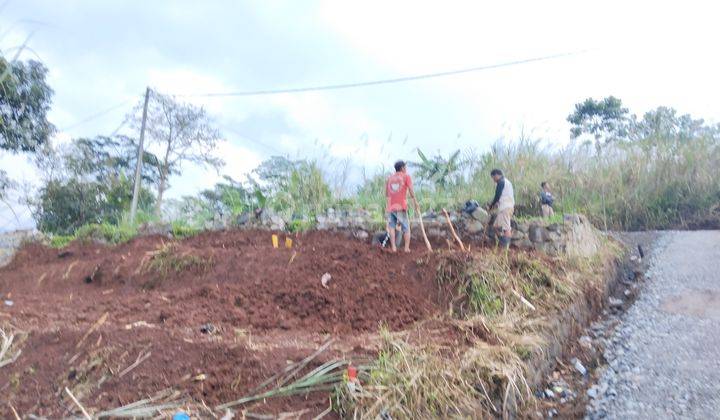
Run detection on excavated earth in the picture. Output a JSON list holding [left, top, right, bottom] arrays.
[[0, 230, 451, 418]]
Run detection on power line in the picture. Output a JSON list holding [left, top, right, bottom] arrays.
[[216, 122, 284, 155], [60, 97, 139, 131], [176, 50, 588, 98]]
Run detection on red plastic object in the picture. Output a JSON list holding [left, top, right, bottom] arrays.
[[347, 365, 358, 381]]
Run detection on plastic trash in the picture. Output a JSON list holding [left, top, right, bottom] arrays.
[[321, 273, 331, 289], [172, 412, 191, 420]]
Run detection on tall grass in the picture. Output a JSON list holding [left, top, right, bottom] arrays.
[[339, 132, 720, 230]]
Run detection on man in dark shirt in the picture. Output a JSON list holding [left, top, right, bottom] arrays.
[[540, 181, 555, 218]]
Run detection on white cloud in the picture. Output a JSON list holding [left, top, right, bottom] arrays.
[[163, 139, 262, 199]]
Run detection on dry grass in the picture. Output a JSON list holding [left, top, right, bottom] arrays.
[[0, 326, 24, 369], [336, 243, 618, 418], [142, 242, 213, 288], [335, 326, 538, 419]]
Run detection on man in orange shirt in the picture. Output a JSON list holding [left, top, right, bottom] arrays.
[[386, 160, 417, 253]]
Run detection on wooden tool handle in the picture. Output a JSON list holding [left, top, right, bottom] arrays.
[[442, 208, 466, 251], [413, 200, 433, 252]]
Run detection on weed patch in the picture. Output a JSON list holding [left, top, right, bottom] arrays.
[[142, 243, 212, 288]]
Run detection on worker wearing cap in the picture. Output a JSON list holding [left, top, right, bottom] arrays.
[[386, 160, 417, 253], [489, 169, 514, 249]]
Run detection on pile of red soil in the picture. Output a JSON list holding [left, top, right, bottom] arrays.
[[0, 229, 444, 417]]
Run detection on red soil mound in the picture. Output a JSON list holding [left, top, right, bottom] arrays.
[[0, 229, 444, 417]]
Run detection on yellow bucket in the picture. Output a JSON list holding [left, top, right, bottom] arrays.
[[271, 234, 279, 248], [285, 237, 293, 249]]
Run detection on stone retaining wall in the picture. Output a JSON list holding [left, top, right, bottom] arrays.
[[232, 207, 602, 257], [1, 210, 600, 260], [0, 230, 41, 267]]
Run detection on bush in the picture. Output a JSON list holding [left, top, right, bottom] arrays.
[[171, 220, 201, 238]]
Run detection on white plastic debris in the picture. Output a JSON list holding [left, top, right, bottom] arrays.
[[571, 358, 587, 376], [321, 273, 332, 289]]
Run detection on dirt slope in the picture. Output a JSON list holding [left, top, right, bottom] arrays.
[[0, 230, 443, 417]]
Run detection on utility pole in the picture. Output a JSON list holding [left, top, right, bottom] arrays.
[[130, 87, 151, 223]]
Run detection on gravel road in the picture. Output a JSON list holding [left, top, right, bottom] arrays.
[[586, 231, 720, 419]]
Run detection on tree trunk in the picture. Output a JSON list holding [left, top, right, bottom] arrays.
[[155, 170, 167, 218], [155, 139, 172, 218]]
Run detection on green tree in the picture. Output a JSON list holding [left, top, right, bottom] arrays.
[[630, 106, 718, 143], [198, 176, 254, 216], [251, 156, 331, 217], [567, 96, 629, 147], [33, 136, 158, 234], [132, 91, 224, 215], [0, 56, 55, 153]]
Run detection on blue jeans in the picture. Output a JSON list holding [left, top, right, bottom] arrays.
[[388, 211, 410, 233]]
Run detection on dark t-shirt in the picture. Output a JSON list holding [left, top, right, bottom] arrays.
[[540, 190, 554, 207]]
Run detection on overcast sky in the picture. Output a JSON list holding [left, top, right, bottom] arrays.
[[1, 0, 719, 230]]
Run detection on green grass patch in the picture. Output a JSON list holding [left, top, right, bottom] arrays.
[[48, 221, 138, 248], [171, 220, 201, 238]]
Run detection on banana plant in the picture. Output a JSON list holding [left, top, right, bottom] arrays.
[[410, 148, 462, 188]]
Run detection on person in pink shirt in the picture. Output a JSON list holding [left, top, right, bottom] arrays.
[[386, 160, 417, 253]]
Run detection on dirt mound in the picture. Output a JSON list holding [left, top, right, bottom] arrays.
[[2, 229, 439, 333], [0, 229, 444, 417]]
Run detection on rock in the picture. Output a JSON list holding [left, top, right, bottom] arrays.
[[547, 223, 561, 232], [511, 229, 527, 240], [426, 228, 445, 238], [528, 224, 549, 243], [353, 230, 369, 240], [547, 231, 562, 242], [200, 323, 216, 334], [571, 358, 587, 376], [512, 238, 534, 250], [564, 213, 600, 257], [470, 207, 490, 223], [260, 210, 286, 230], [578, 335, 593, 349], [544, 388, 556, 399], [587, 386, 598, 399], [422, 210, 438, 219], [464, 218, 485, 234], [138, 222, 172, 236], [563, 214, 581, 224], [609, 297, 624, 308], [515, 221, 530, 233], [234, 212, 251, 226]]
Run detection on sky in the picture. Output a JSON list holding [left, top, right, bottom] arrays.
[[1, 0, 719, 231]]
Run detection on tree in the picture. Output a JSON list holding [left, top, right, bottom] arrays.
[[33, 136, 158, 234], [410, 149, 462, 188], [630, 106, 718, 142], [567, 96, 629, 148], [250, 156, 331, 217], [133, 92, 224, 215], [198, 176, 254, 217], [0, 169, 18, 218], [0, 56, 55, 153]]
